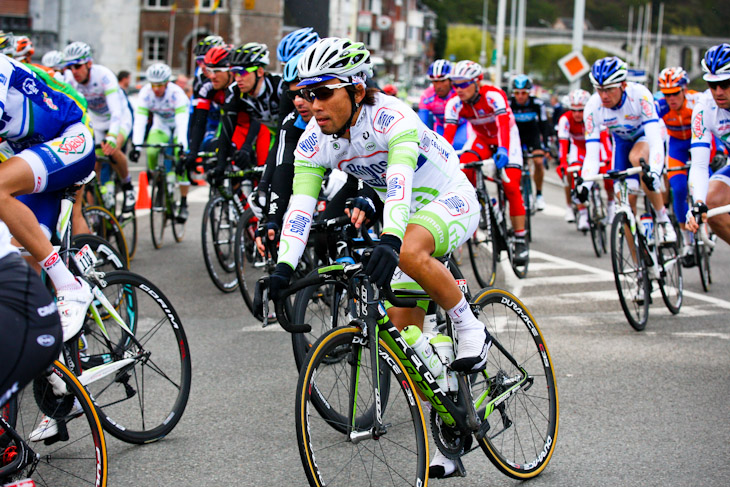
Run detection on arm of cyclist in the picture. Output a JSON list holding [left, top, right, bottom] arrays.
[[687, 97, 714, 232], [100, 80, 124, 156], [173, 96, 191, 154], [640, 106, 665, 190]]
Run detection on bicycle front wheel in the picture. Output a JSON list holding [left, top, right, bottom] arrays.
[[170, 182, 185, 243], [234, 208, 266, 314], [521, 172, 533, 242], [81, 271, 192, 443], [5, 360, 107, 486], [611, 213, 650, 331], [150, 174, 167, 249], [696, 238, 712, 292], [658, 240, 683, 314], [201, 196, 239, 292], [468, 201, 498, 288], [296, 326, 427, 487], [470, 288, 559, 479]]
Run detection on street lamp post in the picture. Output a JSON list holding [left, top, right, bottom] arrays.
[[479, 0, 489, 67]]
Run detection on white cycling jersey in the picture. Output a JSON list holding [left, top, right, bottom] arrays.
[[689, 89, 730, 202], [65, 64, 130, 143], [132, 83, 190, 152], [0, 221, 18, 261], [278, 91, 476, 269], [582, 82, 664, 177]]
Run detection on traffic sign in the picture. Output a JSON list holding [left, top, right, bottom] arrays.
[[558, 51, 590, 82]]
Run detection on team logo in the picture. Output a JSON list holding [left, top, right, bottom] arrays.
[[365, 142, 376, 151], [585, 114, 594, 134], [692, 111, 705, 139], [296, 131, 319, 158], [0, 73, 7, 84], [333, 141, 340, 150], [22, 78, 39, 95], [477, 109, 486, 116], [362, 131, 370, 139], [373, 107, 404, 134], [282, 210, 312, 243], [436, 192, 469, 216], [640, 98, 653, 118], [37, 334, 57, 347], [385, 173, 406, 202], [55, 134, 87, 155], [42, 92, 58, 110]]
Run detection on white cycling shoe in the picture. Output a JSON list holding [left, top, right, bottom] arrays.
[[657, 221, 677, 244], [536, 195, 546, 211], [56, 278, 93, 342], [564, 207, 575, 223], [451, 325, 491, 373], [429, 449, 459, 478], [29, 398, 82, 442]]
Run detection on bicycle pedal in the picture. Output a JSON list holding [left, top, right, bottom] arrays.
[[453, 458, 467, 477]]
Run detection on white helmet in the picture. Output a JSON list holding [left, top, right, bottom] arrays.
[[146, 62, 172, 84], [41, 50, 64, 69], [63, 41, 92, 65], [451, 60, 484, 82], [297, 37, 372, 86], [568, 89, 590, 109]]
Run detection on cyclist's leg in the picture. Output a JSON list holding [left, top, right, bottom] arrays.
[[667, 139, 692, 254], [629, 140, 669, 217], [706, 168, 730, 244], [106, 127, 135, 211], [145, 128, 168, 173], [457, 133, 493, 186]]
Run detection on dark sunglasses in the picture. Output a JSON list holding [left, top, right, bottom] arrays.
[[299, 82, 352, 103], [285, 89, 302, 100], [708, 79, 730, 90], [70, 63, 86, 71], [452, 80, 474, 89], [231, 66, 258, 76]]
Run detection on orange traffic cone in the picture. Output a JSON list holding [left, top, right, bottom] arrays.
[[135, 171, 151, 210]]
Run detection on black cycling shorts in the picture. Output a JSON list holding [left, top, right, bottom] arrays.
[[520, 130, 544, 155], [0, 253, 62, 408]]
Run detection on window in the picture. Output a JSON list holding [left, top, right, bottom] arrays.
[[144, 34, 168, 64], [199, 0, 226, 11], [145, 0, 171, 8]]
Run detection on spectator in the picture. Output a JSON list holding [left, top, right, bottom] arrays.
[[117, 70, 131, 92]]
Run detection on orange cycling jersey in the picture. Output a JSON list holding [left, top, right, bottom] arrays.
[[656, 90, 701, 140]]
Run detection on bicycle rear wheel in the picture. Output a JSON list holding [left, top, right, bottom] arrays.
[[589, 188, 606, 257], [696, 238, 711, 292], [201, 196, 239, 292], [610, 213, 650, 331], [521, 172, 533, 242], [150, 174, 166, 249], [658, 241, 683, 314], [234, 208, 266, 314], [296, 326, 427, 487], [470, 288, 558, 479], [81, 271, 192, 443], [3, 360, 107, 486], [468, 201, 498, 288], [82, 205, 130, 267]]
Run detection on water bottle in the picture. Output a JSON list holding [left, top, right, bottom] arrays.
[[402, 325, 443, 379], [101, 181, 115, 209], [430, 335, 458, 392], [167, 172, 176, 193], [491, 198, 503, 225], [640, 213, 654, 245]]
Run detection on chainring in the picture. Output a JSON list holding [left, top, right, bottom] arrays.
[[430, 407, 472, 460]]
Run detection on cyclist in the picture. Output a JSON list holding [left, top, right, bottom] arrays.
[[509, 74, 550, 211], [418, 59, 472, 151], [128, 63, 191, 222], [0, 53, 95, 343], [0, 217, 63, 410], [655, 67, 704, 263], [557, 89, 615, 228], [578, 56, 677, 244], [63, 41, 136, 213], [443, 60, 528, 264], [687, 43, 730, 245]]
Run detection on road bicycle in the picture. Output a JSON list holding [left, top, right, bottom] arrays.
[[266, 259, 558, 486], [567, 165, 608, 257], [201, 157, 263, 293], [521, 150, 539, 242], [692, 203, 729, 291], [0, 359, 108, 487], [582, 162, 683, 331], [137, 142, 186, 249], [463, 159, 528, 286]]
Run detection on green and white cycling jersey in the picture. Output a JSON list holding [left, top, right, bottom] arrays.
[[132, 83, 190, 152], [278, 91, 480, 269], [65, 64, 131, 144]]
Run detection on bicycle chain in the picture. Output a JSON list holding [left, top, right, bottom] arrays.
[[430, 407, 472, 460]]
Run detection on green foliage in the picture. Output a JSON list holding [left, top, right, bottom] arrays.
[[444, 25, 493, 64]]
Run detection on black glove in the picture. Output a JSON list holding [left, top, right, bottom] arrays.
[[351, 196, 377, 222], [257, 221, 280, 240], [575, 184, 589, 203], [364, 234, 401, 288], [208, 164, 226, 186], [175, 157, 186, 176], [642, 170, 662, 192], [128, 148, 140, 163], [183, 152, 198, 172], [234, 145, 254, 168], [253, 263, 293, 320]]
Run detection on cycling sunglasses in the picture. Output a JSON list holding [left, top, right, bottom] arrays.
[[205, 66, 230, 73], [451, 80, 474, 89], [707, 79, 730, 90], [299, 82, 353, 103], [231, 66, 259, 76], [69, 63, 87, 71], [285, 89, 303, 101]]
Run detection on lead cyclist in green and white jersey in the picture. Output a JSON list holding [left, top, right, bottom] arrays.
[[254, 38, 492, 477]]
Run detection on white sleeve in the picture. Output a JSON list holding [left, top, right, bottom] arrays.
[[173, 88, 190, 152], [689, 98, 713, 202], [102, 74, 124, 140], [132, 87, 150, 147], [638, 92, 665, 174], [581, 97, 603, 179]]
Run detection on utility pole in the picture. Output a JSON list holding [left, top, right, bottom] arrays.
[[508, 0, 516, 76], [570, 0, 585, 90], [479, 0, 489, 66], [514, 0, 525, 76], [494, 0, 507, 87]]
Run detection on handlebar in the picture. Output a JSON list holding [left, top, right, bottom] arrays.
[[695, 203, 730, 248], [461, 158, 510, 183], [135, 143, 184, 149]]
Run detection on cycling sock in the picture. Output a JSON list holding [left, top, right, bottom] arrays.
[[514, 229, 527, 237], [536, 190, 542, 196], [41, 251, 80, 291], [122, 180, 133, 190], [656, 207, 670, 223], [180, 196, 187, 206], [448, 296, 491, 372]]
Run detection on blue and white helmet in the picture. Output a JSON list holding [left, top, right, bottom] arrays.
[[63, 41, 93, 65], [277, 27, 320, 64], [428, 59, 452, 81], [701, 43, 730, 82], [297, 37, 372, 87], [589, 56, 627, 87], [283, 52, 303, 83], [512, 74, 533, 91]]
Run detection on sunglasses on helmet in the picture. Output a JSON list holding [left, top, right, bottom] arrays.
[[299, 82, 353, 103]]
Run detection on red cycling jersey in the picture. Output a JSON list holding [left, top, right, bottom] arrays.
[[443, 84, 514, 149]]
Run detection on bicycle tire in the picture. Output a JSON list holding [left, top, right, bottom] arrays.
[[4, 360, 107, 486], [117, 210, 138, 261], [150, 174, 166, 249], [470, 288, 558, 479], [234, 208, 266, 314], [696, 238, 711, 292], [468, 198, 498, 288], [521, 172, 533, 243], [81, 271, 192, 443], [510, 233, 529, 279], [70, 233, 128, 272], [658, 239, 683, 314], [82, 205, 130, 267], [588, 188, 603, 257], [201, 196, 239, 293], [610, 213, 650, 331], [296, 326, 428, 487], [170, 181, 185, 243]]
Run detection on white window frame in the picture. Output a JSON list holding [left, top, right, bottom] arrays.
[[144, 0, 172, 10], [199, 0, 227, 12], [143, 32, 168, 65]]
